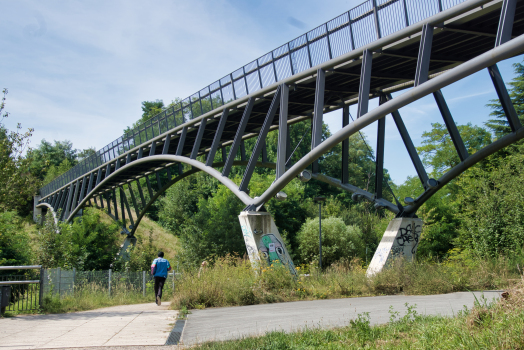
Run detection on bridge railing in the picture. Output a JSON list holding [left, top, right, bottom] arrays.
[[39, 0, 467, 197]]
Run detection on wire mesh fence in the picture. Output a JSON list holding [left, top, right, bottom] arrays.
[[42, 268, 177, 299]]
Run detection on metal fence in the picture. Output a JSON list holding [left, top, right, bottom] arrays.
[[0, 266, 178, 314], [0, 266, 43, 313], [39, 0, 468, 197], [43, 268, 177, 299]]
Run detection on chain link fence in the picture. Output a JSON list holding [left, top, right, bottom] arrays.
[[43, 268, 177, 298]]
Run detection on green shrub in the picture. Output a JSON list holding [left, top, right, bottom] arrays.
[[297, 217, 365, 266], [37, 208, 120, 270]]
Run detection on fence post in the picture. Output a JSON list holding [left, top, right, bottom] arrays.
[[172, 271, 175, 291], [39, 267, 44, 308], [73, 268, 76, 293], [57, 267, 61, 298], [108, 269, 112, 297], [142, 271, 146, 297]]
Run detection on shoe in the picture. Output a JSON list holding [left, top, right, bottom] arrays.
[[157, 296, 161, 306]]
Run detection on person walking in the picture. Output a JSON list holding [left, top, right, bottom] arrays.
[[151, 251, 171, 306]]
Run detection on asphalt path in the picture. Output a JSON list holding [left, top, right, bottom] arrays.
[[181, 291, 503, 346], [0, 291, 502, 349]]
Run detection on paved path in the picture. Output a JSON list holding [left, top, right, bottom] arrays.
[[0, 291, 503, 349], [181, 291, 503, 346], [0, 302, 177, 350]]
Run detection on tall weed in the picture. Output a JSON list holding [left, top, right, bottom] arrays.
[[172, 255, 521, 310]]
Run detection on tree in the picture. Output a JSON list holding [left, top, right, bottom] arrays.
[[28, 139, 78, 180], [417, 122, 492, 177], [454, 147, 524, 257], [124, 100, 165, 134], [0, 211, 32, 266], [297, 217, 364, 266], [0, 88, 40, 213], [486, 60, 524, 138]]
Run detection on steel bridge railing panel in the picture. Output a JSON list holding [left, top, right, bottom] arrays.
[[38, 0, 471, 198]]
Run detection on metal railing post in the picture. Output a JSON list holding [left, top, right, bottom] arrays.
[[39, 267, 44, 308], [57, 267, 61, 298], [108, 269, 112, 297], [142, 271, 146, 297]]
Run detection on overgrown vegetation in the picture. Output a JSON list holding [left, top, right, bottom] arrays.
[[191, 277, 524, 349], [172, 254, 521, 310]]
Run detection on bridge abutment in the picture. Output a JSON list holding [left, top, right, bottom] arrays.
[[366, 217, 423, 277], [238, 211, 296, 275]]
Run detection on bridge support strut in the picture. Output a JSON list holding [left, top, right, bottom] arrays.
[[238, 211, 296, 276], [366, 218, 423, 277]]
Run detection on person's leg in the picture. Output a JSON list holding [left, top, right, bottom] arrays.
[[158, 277, 166, 300], [154, 277, 160, 305]]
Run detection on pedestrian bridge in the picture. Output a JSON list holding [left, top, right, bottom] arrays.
[[35, 0, 524, 272]]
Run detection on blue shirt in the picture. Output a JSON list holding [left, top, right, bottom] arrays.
[[151, 257, 171, 278]]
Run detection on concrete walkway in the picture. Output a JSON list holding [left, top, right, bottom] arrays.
[[0, 302, 177, 350], [181, 291, 503, 346]]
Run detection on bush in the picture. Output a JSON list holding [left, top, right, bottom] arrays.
[[297, 217, 365, 266], [37, 208, 120, 270], [455, 150, 524, 258], [0, 211, 32, 266]]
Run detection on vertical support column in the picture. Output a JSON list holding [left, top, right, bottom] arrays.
[[162, 134, 172, 154], [136, 180, 146, 207], [276, 84, 289, 180], [487, 64, 522, 131], [372, 0, 382, 39], [190, 118, 207, 159], [70, 179, 80, 217], [357, 50, 373, 118], [414, 24, 433, 86], [240, 86, 282, 192], [375, 95, 387, 199], [127, 183, 141, 218], [112, 189, 119, 220], [495, 0, 517, 47], [223, 98, 255, 177], [385, 93, 429, 188], [143, 177, 153, 201], [63, 184, 75, 220], [206, 109, 229, 167], [433, 90, 469, 162], [238, 211, 296, 276], [311, 69, 325, 174], [367, 218, 423, 277], [341, 106, 349, 184]]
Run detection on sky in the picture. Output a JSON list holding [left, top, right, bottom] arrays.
[[1, 0, 522, 185]]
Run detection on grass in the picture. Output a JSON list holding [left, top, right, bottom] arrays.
[[190, 278, 524, 349], [39, 282, 155, 314], [171, 254, 521, 310], [97, 207, 179, 262]]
